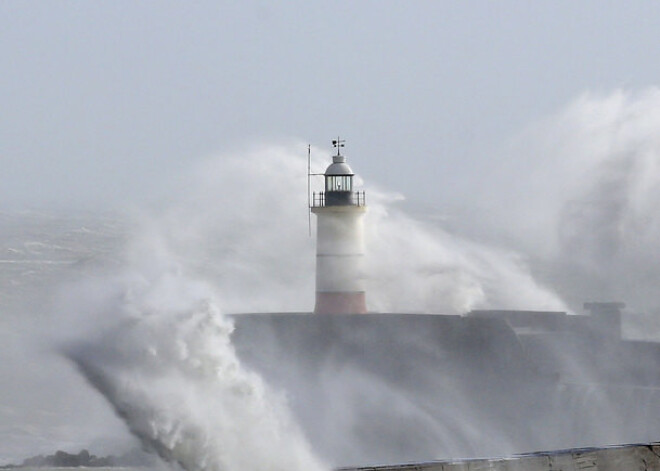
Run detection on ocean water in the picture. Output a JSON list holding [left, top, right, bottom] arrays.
[[0, 209, 326, 471], [0, 204, 555, 467], [0, 210, 125, 313], [0, 210, 130, 464], [3, 138, 660, 468], [4, 205, 660, 469]]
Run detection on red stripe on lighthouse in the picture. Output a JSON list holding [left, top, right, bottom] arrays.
[[314, 292, 367, 315]]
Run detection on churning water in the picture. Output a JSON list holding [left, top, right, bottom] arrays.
[[5, 88, 660, 468], [65, 273, 326, 471]]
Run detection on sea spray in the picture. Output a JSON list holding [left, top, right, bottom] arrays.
[[6, 92, 660, 463], [63, 267, 326, 471], [468, 88, 660, 320], [33, 142, 567, 466], [150, 143, 566, 315]]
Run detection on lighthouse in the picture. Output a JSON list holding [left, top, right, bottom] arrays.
[[311, 139, 367, 314]]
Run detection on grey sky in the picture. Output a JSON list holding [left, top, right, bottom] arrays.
[[2, 1, 660, 209]]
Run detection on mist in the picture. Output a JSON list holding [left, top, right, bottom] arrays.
[[62, 265, 326, 471], [461, 88, 660, 332], [2, 88, 660, 467], [123, 142, 566, 315]]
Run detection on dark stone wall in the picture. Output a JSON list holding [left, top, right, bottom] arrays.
[[229, 313, 660, 467]]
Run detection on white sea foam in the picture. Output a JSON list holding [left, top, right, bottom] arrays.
[[63, 263, 326, 471], [6, 87, 660, 465], [138, 143, 566, 315]]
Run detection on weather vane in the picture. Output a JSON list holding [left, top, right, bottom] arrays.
[[332, 137, 345, 155]]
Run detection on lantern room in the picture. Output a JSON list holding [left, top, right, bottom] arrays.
[[324, 154, 355, 205]]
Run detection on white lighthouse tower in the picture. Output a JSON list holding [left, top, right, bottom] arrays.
[[311, 139, 367, 314]]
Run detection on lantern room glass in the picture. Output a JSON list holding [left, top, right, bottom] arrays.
[[326, 175, 353, 192]]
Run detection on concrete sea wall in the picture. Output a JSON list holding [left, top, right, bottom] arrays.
[[341, 442, 660, 471], [230, 313, 660, 467]]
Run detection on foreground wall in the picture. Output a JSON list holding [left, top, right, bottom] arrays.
[[230, 313, 660, 467], [341, 442, 660, 471]]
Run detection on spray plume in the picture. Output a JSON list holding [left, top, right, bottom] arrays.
[[136, 143, 566, 315], [470, 87, 660, 329], [61, 242, 327, 471], [39, 87, 660, 467], [44, 141, 568, 468]]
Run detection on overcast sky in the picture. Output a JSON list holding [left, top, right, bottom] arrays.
[[2, 1, 660, 210]]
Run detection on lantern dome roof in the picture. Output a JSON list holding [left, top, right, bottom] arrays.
[[324, 154, 354, 176]]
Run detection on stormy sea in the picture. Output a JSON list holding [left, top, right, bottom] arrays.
[[3, 130, 660, 470]]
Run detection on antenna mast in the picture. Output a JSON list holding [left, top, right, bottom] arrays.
[[307, 144, 312, 237], [308, 139, 344, 236]]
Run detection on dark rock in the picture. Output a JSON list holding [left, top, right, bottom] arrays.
[[12, 448, 154, 468]]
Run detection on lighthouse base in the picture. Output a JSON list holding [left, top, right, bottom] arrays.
[[314, 291, 367, 314]]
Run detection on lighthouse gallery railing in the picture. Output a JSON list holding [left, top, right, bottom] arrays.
[[311, 191, 366, 208]]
